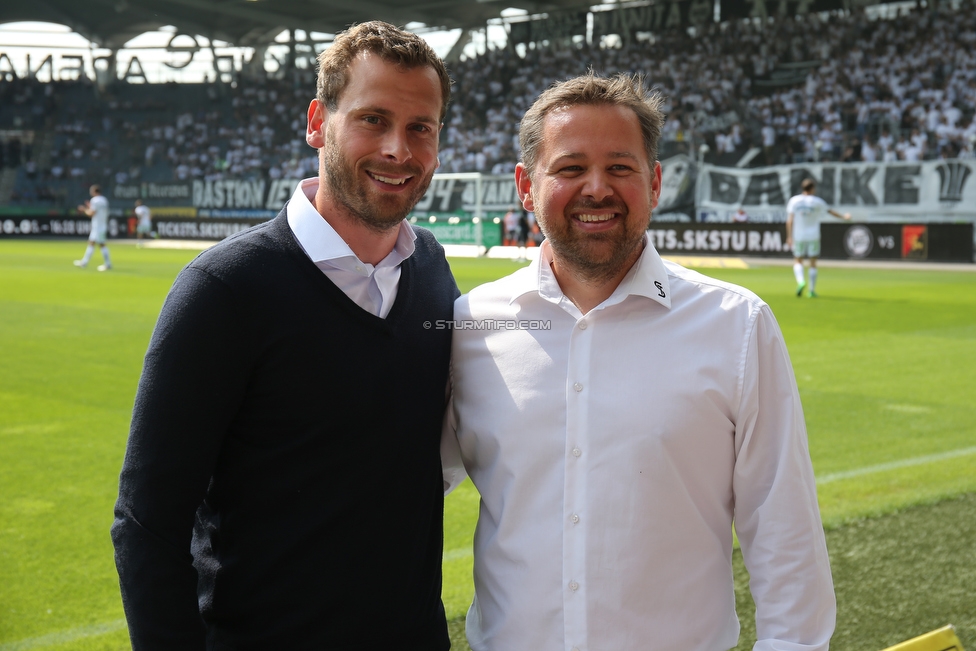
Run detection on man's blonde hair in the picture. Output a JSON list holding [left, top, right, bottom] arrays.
[[519, 72, 665, 176]]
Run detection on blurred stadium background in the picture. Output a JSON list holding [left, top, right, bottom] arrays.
[[0, 0, 974, 259]]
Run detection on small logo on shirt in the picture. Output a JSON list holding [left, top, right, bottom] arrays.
[[654, 281, 666, 298]]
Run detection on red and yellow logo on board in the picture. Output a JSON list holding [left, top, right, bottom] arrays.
[[902, 225, 927, 260]]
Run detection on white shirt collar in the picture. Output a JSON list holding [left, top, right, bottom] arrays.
[[286, 177, 417, 273], [510, 236, 672, 311]]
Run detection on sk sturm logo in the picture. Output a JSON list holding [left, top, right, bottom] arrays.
[[936, 161, 971, 202], [844, 225, 874, 258], [902, 225, 927, 260]]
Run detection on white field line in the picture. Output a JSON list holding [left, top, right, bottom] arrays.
[[816, 445, 976, 485], [5, 448, 973, 649], [443, 548, 473, 562], [0, 619, 126, 651]]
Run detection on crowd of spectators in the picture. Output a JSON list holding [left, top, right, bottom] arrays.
[[2, 0, 974, 207], [443, 0, 976, 172], [744, 1, 976, 164]]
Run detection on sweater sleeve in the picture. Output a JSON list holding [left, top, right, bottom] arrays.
[[111, 265, 252, 650]]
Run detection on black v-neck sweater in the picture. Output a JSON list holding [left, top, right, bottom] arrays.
[[112, 210, 458, 650]]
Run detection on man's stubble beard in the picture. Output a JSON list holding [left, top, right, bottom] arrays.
[[322, 130, 435, 234], [537, 199, 649, 285]]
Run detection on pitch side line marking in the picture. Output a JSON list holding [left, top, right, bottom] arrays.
[[816, 446, 976, 485], [443, 548, 473, 561], [0, 619, 126, 650]]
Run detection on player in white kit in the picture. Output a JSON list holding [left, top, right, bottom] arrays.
[[74, 185, 113, 271], [134, 199, 155, 245], [786, 178, 850, 297]]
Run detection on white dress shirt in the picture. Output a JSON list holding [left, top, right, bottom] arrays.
[[448, 238, 835, 651], [286, 178, 416, 318]]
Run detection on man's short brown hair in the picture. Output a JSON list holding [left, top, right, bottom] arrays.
[[316, 21, 451, 123], [519, 72, 666, 176]]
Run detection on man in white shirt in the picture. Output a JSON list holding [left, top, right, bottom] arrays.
[[786, 178, 852, 298], [446, 73, 836, 651], [74, 184, 112, 271]]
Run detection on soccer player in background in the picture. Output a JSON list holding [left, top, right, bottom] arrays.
[[503, 205, 518, 245], [112, 22, 458, 650], [133, 199, 154, 245], [786, 177, 851, 297], [445, 72, 836, 651], [73, 184, 112, 271]]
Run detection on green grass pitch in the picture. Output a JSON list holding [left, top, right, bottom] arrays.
[[1, 240, 973, 650]]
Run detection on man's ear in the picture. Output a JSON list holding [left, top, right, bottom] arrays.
[[650, 161, 662, 211], [306, 99, 326, 149], [515, 162, 534, 212]]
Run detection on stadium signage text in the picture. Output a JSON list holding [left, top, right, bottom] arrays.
[[193, 179, 267, 210], [190, 178, 298, 212], [699, 160, 976, 222], [154, 219, 263, 239], [647, 224, 789, 256], [114, 182, 192, 202], [0, 36, 237, 84], [0, 216, 122, 238], [414, 177, 520, 213]]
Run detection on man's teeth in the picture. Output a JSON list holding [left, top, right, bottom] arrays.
[[577, 213, 615, 223], [371, 173, 407, 185]]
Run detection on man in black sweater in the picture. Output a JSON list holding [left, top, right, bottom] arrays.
[[112, 22, 458, 650]]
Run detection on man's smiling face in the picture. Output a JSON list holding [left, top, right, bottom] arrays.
[[517, 103, 661, 282], [307, 51, 442, 232]]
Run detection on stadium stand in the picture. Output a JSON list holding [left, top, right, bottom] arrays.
[[1, 1, 974, 209]]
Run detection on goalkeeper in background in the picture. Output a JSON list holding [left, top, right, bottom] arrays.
[[786, 177, 851, 297]]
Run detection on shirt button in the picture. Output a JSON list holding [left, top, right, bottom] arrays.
[[569, 581, 579, 591], [572, 448, 581, 457], [573, 382, 583, 392], [571, 514, 580, 524], [578, 321, 587, 330]]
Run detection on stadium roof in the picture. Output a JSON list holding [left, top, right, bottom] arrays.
[[0, 0, 591, 50]]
